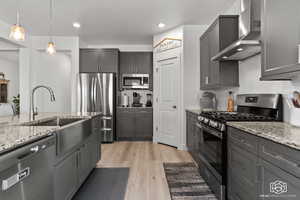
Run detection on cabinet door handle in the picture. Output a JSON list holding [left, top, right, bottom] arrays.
[[172, 105, 177, 109]]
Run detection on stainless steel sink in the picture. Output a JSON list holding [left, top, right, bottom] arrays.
[[22, 117, 92, 157], [22, 117, 85, 127]]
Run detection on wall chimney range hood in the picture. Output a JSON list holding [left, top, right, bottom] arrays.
[[212, 0, 261, 61]]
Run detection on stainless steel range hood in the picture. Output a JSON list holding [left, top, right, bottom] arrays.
[[212, 0, 261, 61]]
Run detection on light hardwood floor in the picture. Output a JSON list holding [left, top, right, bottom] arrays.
[[97, 141, 194, 200]]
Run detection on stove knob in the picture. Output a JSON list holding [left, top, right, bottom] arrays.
[[220, 124, 226, 132], [198, 116, 204, 122]]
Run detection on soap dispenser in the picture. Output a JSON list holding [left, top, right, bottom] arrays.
[[227, 91, 234, 112]]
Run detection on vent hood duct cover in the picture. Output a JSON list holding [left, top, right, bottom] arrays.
[[212, 0, 261, 61]]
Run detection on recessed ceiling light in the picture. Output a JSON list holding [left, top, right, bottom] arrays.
[[237, 48, 244, 52], [73, 22, 81, 28], [158, 23, 166, 28], [222, 56, 228, 59]]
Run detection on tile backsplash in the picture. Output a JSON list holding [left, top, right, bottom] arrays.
[[120, 90, 153, 106], [208, 55, 300, 122]]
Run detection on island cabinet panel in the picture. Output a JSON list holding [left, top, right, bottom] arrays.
[[261, 0, 300, 80], [54, 152, 78, 200], [200, 15, 239, 90], [227, 126, 300, 200], [54, 120, 101, 200]]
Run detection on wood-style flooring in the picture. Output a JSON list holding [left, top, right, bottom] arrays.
[[97, 141, 194, 200]]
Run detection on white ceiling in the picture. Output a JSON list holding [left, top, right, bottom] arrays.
[[0, 0, 235, 45]]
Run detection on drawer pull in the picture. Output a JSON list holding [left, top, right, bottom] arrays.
[[262, 147, 299, 168]]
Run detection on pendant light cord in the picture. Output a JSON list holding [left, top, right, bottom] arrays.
[[16, 0, 20, 25], [49, 0, 53, 42]]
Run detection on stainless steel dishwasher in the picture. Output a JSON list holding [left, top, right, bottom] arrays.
[[0, 135, 56, 200]]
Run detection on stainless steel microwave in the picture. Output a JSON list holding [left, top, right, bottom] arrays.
[[122, 74, 149, 89]]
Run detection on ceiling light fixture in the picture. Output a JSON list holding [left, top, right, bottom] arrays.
[[46, 0, 56, 55], [237, 48, 244, 52], [73, 22, 81, 28], [222, 56, 228, 59], [158, 23, 166, 28], [9, 0, 25, 41]]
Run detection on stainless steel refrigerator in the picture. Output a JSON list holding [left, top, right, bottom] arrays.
[[78, 73, 116, 143]]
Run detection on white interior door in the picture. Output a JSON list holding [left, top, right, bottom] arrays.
[[157, 56, 180, 147]]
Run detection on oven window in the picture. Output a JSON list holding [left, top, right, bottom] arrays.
[[200, 127, 223, 175], [123, 77, 142, 86]]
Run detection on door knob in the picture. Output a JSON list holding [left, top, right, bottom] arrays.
[[172, 105, 177, 109]]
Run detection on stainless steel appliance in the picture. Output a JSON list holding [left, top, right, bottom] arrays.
[[212, 0, 261, 61], [200, 92, 217, 111], [0, 135, 56, 200], [146, 93, 152, 107], [78, 73, 116, 143], [122, 74, 149, 89], [121, 93, 129, 107], [196, 94, 283, 200], [132, 92, 142, 107]]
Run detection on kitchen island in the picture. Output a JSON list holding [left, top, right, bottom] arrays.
[[0, 112, 102, 200]]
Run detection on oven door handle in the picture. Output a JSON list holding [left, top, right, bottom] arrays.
[[196, 123, 223, 139]]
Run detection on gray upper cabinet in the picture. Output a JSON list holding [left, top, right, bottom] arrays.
[[119, 52, 153, 90], [261, 0, 300, 80], [200, 15, 239, 90], [120, 52, 153, 74], [79, 49, 100, 73], [80, 49, 119, 73]]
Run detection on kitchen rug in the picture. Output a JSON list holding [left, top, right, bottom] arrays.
[[72, 168, 129, 200], [163, 163, 217, 200]]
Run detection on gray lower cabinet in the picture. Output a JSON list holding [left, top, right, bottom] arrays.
[[116, 109, 136, 140], [54, 131, 100, 200], [80, 49, 119, 73], [227, 127, 300, 200], [186, 111, 200, 163], [259, 159, 300, 199], [261, 0, 300, 80], [117, 108, 153, 141], [136, 111, 153, 140], [227, 140, 258, 200], [200, 15, 239, 90], [54, 152, 78, 200]]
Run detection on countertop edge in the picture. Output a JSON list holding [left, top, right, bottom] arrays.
[[227, 122, 300, 151]]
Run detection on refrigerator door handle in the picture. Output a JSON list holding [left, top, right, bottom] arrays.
[[90, 77, 95, 112], [93, 77, 97, 112]]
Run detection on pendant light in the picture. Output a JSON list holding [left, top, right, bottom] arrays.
[[9, 0, 25, 41], [46, 0, 56, 55]]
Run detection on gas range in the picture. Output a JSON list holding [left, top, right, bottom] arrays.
[[198, 111, 276, 132], [196, 94, 283, 200]]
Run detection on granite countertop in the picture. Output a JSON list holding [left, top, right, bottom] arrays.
[[117, 106, 153, 109], [186, 108, 202, 115], [0, 112, 102, 154], [228, 122, 300, 150]]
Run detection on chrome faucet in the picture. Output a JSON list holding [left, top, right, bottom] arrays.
[[30, 85, 56, 121]]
